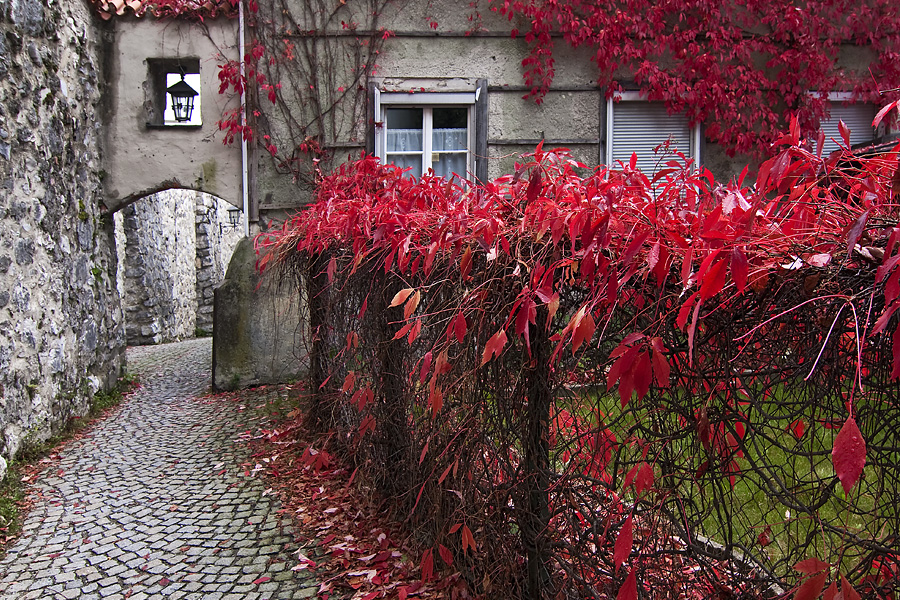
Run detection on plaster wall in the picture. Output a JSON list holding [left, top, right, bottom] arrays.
[[102, 17, 242, 211], [254, 0, 885, 214], [0, 0, 126, 471]]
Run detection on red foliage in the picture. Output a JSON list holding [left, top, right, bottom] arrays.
[[261, 119, 900, 596], [490, 0, 900, 156]]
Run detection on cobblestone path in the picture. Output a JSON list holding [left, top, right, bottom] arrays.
[[0, 339, 316, 600]]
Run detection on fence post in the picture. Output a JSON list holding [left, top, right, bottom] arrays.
[[305, 251, 330, 431], [521, 305, 553, 598], [370, 271, 411, 498]]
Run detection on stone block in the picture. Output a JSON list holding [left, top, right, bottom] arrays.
[[212, 238, 304, 390]]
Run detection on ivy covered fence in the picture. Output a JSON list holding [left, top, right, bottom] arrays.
[[259, 110, 900, 599]]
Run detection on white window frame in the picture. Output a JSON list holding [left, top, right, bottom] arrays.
[[374, 90, 477, 179], [605, 91, 701, 174]]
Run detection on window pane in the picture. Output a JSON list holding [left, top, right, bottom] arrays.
[[433, 153, 466, 178], [387, 107, 423, 129], [389, 154, 423, 178], [433, 107, 467, 129], [611, 101, 691, 175], [433, 128, 467, 151], [432, 107, 468, 177], [387, 129, 424, 153], [386, 108, 423, 175]]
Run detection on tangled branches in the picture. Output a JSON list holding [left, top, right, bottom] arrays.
[[260, 125, 900, 598]]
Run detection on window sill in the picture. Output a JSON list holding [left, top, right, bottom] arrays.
[[145, 123, 203, 130]]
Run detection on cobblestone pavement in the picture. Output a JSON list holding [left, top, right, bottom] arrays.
[[0, 338, 316, 600]]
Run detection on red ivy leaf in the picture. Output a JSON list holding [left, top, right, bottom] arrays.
[[838, 119, 851, 148], [341, 372, 355, 393], [390, 288, 414, 308], [613, 514, 633, 572], [846, 210, 870, 260], [454, 311, 467, 343], [731, 247, 748, 293], [832, 414, 866, 496], [572, 312, 596, 354], [407, 319, 422, 344], [616, 568, 637, 600], [632, 351, 652, 401], [793, 571, 828, 600], [635, 462, 654, 496], [438, 544, 453, 567], [650, 338, 670, 388], [873, 100, 900, 130], [607, 345, 639, 393], [419, 351, 433, 384], [758, 525, 772, 547], [358, 295, 368, 320], [526, 168, 542, 203], [794, 557, 830, 574], [840, 573, 861, 600], [393, 322, 413, 341], [460, 246, 473, 280], [823, 582, 838, 600], [428, 385, 443, 418], [677, 292, 699, 331], [420, 548, 434, 582], [700, 257, 729, 301], [481, 329, 508, 366], [404, 290, 422, 320], [461, 525, 475, 554], [252, 576, 271, 585]]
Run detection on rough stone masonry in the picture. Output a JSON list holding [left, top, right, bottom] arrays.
[[0, 0, 126, 478]]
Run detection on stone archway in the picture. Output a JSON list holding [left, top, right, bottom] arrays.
[[113, 189, 243, 346]]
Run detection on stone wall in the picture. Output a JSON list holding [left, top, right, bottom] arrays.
[[116, 189, 197, 345], [115, 189, 241, 345], [213, 238, 304, 390], [194, 193, 243, 334], [0, 0, 126, 469]]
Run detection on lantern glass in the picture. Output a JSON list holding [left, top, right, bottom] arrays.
[[227, 207, 241, 229], [165, 74, 201, 125]]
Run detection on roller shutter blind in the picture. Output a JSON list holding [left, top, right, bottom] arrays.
[[609, 101, 694, 176], [820, 103, 877, 155]]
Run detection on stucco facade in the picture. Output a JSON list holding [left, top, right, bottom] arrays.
[[101, 16, 242, 212]]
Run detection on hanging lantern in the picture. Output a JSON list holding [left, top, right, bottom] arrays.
[[166, 74, 199, 123]]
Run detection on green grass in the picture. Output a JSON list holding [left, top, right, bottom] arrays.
[[554, 384, 893, 577]]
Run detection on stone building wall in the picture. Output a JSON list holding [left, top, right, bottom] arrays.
[[0, 0, 126, 470], [194, 193, 243, 334], [116, 189, 197, 345], [115, 190, 241, 345]]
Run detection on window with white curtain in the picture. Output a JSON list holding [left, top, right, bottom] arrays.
[[606, 92, 700, 176], [375, 91, 476, 180]]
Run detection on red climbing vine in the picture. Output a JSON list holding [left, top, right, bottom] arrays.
[[261, 106, 900, 597], [490, 0, 900, 157]]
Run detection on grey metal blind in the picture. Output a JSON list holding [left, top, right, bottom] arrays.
[[820, 103, 876, 155], [610, 101, 693, 176]]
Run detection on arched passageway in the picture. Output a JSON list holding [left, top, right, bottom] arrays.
[[113, 189, 244, 345]]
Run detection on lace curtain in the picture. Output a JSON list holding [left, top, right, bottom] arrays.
[[386, 127, 467, 178]]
